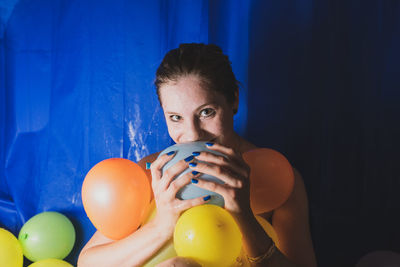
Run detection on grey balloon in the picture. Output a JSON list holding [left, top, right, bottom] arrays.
[[158, 141, 225, 207]]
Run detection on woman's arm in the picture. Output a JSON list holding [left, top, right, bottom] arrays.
[[228, 168, 316, 267], [78, 216, 172, 267], [267, 168, 317, 267], [232, 210, 296, 267], [78, 154, 172, 267], [78, 152, 207, 267], [185, 143, 316, 267]]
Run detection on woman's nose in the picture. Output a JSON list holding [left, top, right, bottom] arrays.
[[182, 120, 204, 142]]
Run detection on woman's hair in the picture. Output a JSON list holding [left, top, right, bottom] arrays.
[[155, 43, 239, 105]]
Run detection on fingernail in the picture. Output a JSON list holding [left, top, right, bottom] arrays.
[[184, 155, 194, 162], [192, 151, 200, 156], [203, 195, 211, 201], [145, 162, 151, 170], [189, 162, 197, 167], [191, 178, 198, 184], [167, 151, 176, 156], [205, 142, 214, 147], [192, 171, 199, 175]]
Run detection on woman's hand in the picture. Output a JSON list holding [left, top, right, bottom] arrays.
[[149, 152, 207, 237], [188, 142, 252, 215]]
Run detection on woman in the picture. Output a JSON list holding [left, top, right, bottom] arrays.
[[78, 43, 317, 267]]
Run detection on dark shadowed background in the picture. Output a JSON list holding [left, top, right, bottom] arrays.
[[1, 0, 399, 266]]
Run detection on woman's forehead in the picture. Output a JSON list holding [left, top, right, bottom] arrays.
[[159, 76, 227, 112]]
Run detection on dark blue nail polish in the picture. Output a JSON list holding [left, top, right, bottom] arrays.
[[167, 150, 176, 156], [192, 171, 199, 175], [192, 151, 200, 156], [205, 142, 214, 147], [184, 155, 194, 162], [203, 195, 211, 201], [189, 162, 197, 167], [145, 162, 151, 170], [191, 178, 198, 184]]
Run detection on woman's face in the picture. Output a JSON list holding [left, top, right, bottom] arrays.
[[159, 74, 238, 146]]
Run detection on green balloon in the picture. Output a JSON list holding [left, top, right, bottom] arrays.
[[18, 212, 76, 262]]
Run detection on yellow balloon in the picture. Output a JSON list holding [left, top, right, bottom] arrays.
[[143, 239, 176, 267], [142, 200, 177, 267], [28, 258, 73, 267], [255, 215, 279, 247], [141, 199, 156, 225], [174, 205, 242, 267], [236, 215, 280, 266], [0, 228, 23, 267]]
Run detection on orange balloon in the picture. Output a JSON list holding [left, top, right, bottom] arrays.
[[243, 148, 295, 214], [82, 158, 151, 240], [141, 199, 156, 225]]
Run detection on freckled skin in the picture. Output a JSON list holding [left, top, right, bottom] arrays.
[[78, 45, 316, 267], [158, 74, 240, 147]]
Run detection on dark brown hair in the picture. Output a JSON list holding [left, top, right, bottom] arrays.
[[155, 43, 239, 105]]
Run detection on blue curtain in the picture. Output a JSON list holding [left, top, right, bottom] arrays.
[[1, 1, 399, 266]]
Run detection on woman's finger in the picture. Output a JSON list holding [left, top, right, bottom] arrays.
[[203, 142, 238, 157], [190, 177, 230, 197], [188, 161, 246, 188], [193, 151, 249, 178], [167, 170, 201, 197], [174, 195, 211, 212], [202, 142, 250, 172], [157, 156, 195, 192], [150, 151, 177, 183]]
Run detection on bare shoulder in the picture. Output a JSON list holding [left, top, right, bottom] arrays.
[[138, 152, 160, 164], [137, 152, 161, 170], [237, 136, 258, 153], [274, 167, 309, 217], [286, 167, 308, 207]]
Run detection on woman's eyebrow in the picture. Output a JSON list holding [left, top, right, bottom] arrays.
[[165, 111, 181, 115], [164, 102, 217, 115], [195, 102, 217, 111]]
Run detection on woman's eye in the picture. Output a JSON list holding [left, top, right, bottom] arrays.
[[170, 114, 181, 122], [199, 108, 215, 118]]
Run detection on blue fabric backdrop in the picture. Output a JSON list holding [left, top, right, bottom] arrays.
[[1, 1, 399, 266]]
